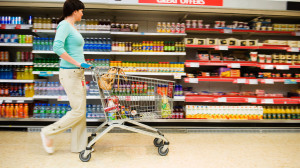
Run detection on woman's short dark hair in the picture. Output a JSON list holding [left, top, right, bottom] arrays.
[[58, 0, 85, 23]]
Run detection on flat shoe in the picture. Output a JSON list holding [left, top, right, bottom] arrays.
[[40, 132, 54, 154]]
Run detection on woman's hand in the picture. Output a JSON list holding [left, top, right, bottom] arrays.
[[80, 63, 93, 69]]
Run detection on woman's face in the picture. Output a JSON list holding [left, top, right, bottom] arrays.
[[73, 9, 83, 22]]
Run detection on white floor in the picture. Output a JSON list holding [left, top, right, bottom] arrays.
[[0, 131, 300, 168]]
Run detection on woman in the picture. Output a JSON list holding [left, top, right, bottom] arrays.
[[40, 0, 91, 154]]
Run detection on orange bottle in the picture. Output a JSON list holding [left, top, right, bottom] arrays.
[[9, 104, 14, 118], [14, 104, 19, 118], [0, 104, 5, 117], [18, 104, 24, 118], [5, 104, 10, 118], [24, 104, 29, 118]]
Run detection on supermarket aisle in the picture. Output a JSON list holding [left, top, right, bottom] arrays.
[[0, 131, 300, 168]]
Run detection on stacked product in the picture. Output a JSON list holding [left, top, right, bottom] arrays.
[[186, 105, 263, 120], [112, 41, 185, 52], [0, 51, 9, 62], [33, 37, 54, 50], [110, 61, 184, 73], [0, 66, 34, 80], [156, 22, 185, 33], [0, 16, 32, 25], [0, 34, 32, 43], [33, 103, 71, 119], [111, 22, 138, 32], [0, 83, 34, 97], [83, 38, 111, 52], [263, 106, 300, 120], [185, 20, 250, 29], [33, 58, 59, 71], [0, 103, 29, 118], [172, 106, 184, 119], [263, 40, 300, 47], [185, 37, 258, 46], [34, 82, 66, 96], [15, 51, 34, 62], [86, 59, 110, 70]]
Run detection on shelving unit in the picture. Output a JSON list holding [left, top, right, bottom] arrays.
[[0, 3, 299, 128]]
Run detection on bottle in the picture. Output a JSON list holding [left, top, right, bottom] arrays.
[[24, 104, 28, 118], [14, 104, 19, 118], [24, 83, 29, 97], [18, 104, 24, 118], [50, 104, 56, 118], [33, 103, 39, 118], [55, 104, 61, 118], [86, 104, 92, 118], [61, 104, 67, 117], [40, 104, 45, 118], [45, 104, 51, 118]]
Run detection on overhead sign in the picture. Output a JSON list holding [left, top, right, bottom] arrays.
[[138, 0, 223, 6]]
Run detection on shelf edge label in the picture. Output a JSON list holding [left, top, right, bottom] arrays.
[[217, 97, 227, 102], [57, 96, 68, 101], [248, 79, 258, 85], [284, 79, 297, 84], [264, 79, 274, 84], [215, 45, 228, 50], [260, 65, 274, 70], [287, 47, 299, 53], [173, 73, 182, 79], [189, 78, 199, 83], [189, 62, 200, 67], [248, 98, 257, 103], [223, 29, 232, 34], [262, 99, 274, 104], [276, 65, 289, 70], [228, 63, 240, 68]]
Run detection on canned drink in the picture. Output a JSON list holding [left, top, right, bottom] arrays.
[[1, 16, 4, 24], [4, 16, 8, 24], [28, 16, 32, 25], [22, 35, 26, 43]]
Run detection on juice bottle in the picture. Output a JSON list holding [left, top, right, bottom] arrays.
[[14, 104, 19, 118], [276, 106, 282, 120], [18, 104, 24, 118], [29, 66, 34, 80], [5, 104, 9, 118], [29, 83, 34, 97], [19, 66, 24, 80], [24, 66, 29, 80], [24, 104, 29, 118], [296, 106, 300, 119], [9, 104, 14, 118], [281, 106, 286, 120], [286, 106, 292, 120], [263, 106, 268, 119], [24, 84, 29, 97], [271, 106, 277, 119], [1, 104, 5, 117]]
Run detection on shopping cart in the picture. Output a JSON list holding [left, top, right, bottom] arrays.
[[79, 67, 174, 162]]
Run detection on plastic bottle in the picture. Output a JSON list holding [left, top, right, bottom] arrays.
[[50, 104, 56, 118], [86, 104, 92, 118], [40, 104, 46, 118], [45, 104, 51, 118], [61, 104, 67, 117], [33, 103, 40, 118], [24, 103, 28, 118], [53, 82, 59, 96], [56, 104, 61, 118]]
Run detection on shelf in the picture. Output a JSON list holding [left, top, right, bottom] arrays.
[[185, 95, 300, 104], [32, 71, 186, 77], [185, 44, 300, 52], [0, 62, 33, 65], [33, 95, 184, 101], [0, 97, 33, 103], [0, 43, 32, 47], [186, 28, 299, 36], [32, 50, 186, 56], [32, 29, 110, 37], [0, 79, 34, 83], [0, 118, 299, 123], [184, 77, 299, 84], [110, 52, 186, 56], [185, 60, 300, 69], [110, 32, 187, 37], [1, 24, 32, 30]]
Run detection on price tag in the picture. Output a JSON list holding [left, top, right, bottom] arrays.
[[217, 97, 227, 102], [189, 78, 198, 83], [261, 65, 273, 70], [39, 71, 54, 77], [140, 32, 145, 35], [287, 47, 299, 52], [284, 79, 297, 84], [174, 73, 182, 79], [249, 79, 258, 85], [248, 98, 257, 103], [189, 62, 200, 68], [264, 79, 274, 84], [276, 65, 289, 70], [15, 24, 21, 29], [57, 96, 68, 101], [5, 100, 12, 103], [237, 79, 246, 83], [294, 32, 300, 36], [230, 63, 241, 68], [0, 100, 3, 104], [223, 29, 232, 34], [17, 100, 25, 103], [216, 46, 228, 50], [262, 99, 274, 104], [6, 25, 15, 29], [0, 24, 5, 29]]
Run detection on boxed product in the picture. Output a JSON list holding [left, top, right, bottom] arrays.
[[228, 38, 238, 46], [278, 40, 288, 45], [184, 38, 195, 45], [255, 89, 265, 96], [239, 40, 248, 46], [272, 53, 280, 60], [207, 38, 219, 45], [219, 39, 228, 45], [248, 39, 258, 46], [218, 67, 231, 77], [197, 51, 209, 61], [195, 38, 206, 45], [201, 72, 210, 77], [258, 54, 265, 63], [250, 52, 258, 62], [210, 51, 222, 61], [288, 41, 298, 47], [265, 55, 272, 63], [264, 40, 278, 45], [230, 69, 240, 77]]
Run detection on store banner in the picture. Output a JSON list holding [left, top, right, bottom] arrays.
[[138, 0, 223, 6]]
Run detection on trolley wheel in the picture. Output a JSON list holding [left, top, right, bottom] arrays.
[[88, 135, 96, 147], [79, 150, 91, 162], [153, 138, 164, 147], [158, 146, 169, 156]]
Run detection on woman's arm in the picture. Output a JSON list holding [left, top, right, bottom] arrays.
[[59, 52, 81, 67]]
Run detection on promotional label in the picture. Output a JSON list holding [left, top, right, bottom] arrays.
[[138, 0, 223, 6]]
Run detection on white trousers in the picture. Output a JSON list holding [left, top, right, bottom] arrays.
[[42, 69, 87, 152]]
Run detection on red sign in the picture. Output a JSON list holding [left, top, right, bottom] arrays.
[[138, 0, 223, 6]]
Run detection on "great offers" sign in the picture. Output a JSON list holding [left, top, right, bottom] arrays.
[[138, 0, 223, 6]]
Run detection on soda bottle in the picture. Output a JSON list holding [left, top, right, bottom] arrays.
[[18, 104, 24, 118], [50, 104, 56, 118], [61, 104, 67, 117], [8, 104, 14, 118], [24, 83, 29, 97], [86, 104, 92, 118], [0, 104, 5, 117], [5, 104, 10, 118], [24, 104, 29, 118]]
